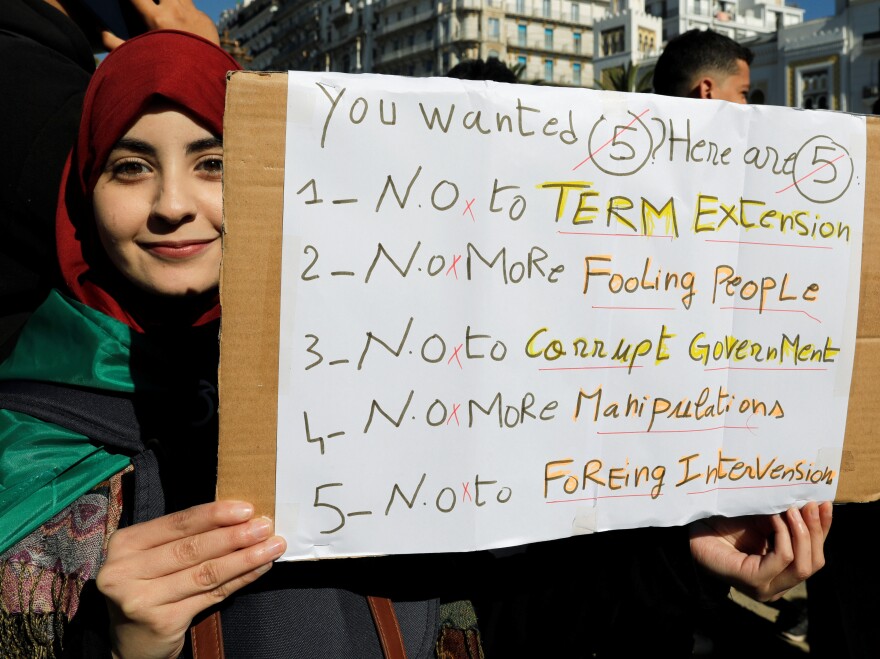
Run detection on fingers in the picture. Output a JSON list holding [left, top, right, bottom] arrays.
[[758, 502, 832, 602], [796, 501, 832, 571], [102, 532, 285, 659], [150, 520, 280, 592], [126, 0, 221, 45], [740, 512, 791, 601], [98, 502, 285, 658], [156, 534, 286, 609], [101, 29, 125, 51], [819, 500, 833, 535], [688, 503, 832, 604], [109, 500, 255, 552]]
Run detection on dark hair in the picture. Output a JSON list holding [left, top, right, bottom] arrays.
[[446, 58, 518, 84], [652, 29, 753, 97]]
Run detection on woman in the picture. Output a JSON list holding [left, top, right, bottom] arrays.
[[0, 30, 477, 659], [0, 27, 830, 659], [0, 29, 273, 657]]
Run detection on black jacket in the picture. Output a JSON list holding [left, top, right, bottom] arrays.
[[0, 0, 95, 358]]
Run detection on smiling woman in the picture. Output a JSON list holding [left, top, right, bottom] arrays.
[[0, 27, 481, 659], [93, 107, 224, 297], [0, 29, 254, 658]]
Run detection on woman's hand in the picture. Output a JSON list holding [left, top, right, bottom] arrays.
[[97, 501, 286, 659], [102, 0, 221, 51], [688, 501, 832, 602]]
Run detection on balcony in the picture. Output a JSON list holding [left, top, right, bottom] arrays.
[[507, 38, 586, 55], [328, 1, 354, 26], [377, 40, 436, 65], [503, 1, 603, 25], [382, 7, 437, 35]]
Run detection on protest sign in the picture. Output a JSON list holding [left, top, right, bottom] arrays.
[[219, 71, 878, 561]]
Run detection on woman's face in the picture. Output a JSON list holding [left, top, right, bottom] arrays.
[[92, 106, 223, 297]]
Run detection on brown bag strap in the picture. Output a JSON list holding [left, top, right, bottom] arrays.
[[188, 597, 404, 659], [190, 611, 225, 659], [368, 595, 408, 659]]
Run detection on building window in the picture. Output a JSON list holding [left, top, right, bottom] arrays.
[[801, 70, 831, 109], [573, 32, 582, 54], [571, 2, 580, 21], [489, 17, 500, 39], [443, 52, 450, 71], [425, 58, 434, 74], [489, 49, 499, 58], [544, 28, 554, 49], [518, 55, 527, 67], [637, 27, 656, 54], [601, 27, 625, 55], [543, 0, 552, 18], [573, 62, 581, 86], [516, 0, 525, 11], [544, 58, 554, 81], [518, 24, 527, 46], [425, 28, 433, 42]]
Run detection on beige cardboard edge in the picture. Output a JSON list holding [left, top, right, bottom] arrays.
[[218, 71, 286, 518], [837, 116, 880, 503], [217, 72, 880, 521]]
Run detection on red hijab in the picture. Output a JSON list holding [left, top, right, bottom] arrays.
[[56, 30, 242, 332]]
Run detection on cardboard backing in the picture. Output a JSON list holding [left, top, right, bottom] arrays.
[[218, 71, 880, 518]]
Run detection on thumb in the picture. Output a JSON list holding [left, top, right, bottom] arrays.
[[101, 29, 125, 51]]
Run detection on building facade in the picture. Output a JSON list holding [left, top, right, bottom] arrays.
[[219, 0, 880, 111], [750, 0, 880, 112], [591, 0, 803, 91], [220, 0, 609, 86], [590, 0, 880, 113]]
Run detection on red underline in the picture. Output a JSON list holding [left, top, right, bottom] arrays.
[[596, 425, 755, 435], [539, 365, 642, 371], [718, 306, 821, 323], [688, 482, 824, 495], [546, 492, 661, 504], [558, 231, 674, 239], [704, 366, 828, 372], [705, 238, 833, 250]]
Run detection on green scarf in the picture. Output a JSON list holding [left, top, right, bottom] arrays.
[[0, 292, 133, 553]]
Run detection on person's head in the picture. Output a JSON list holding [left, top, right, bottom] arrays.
[[446, 58, 518, 84], [652, 29, 752, 104], [57, 30, 242, 331]]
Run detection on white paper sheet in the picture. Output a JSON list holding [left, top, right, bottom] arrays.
[[275, 72, 865, 560]]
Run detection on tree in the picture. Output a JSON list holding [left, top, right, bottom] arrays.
[[595, 62, 654, 93]]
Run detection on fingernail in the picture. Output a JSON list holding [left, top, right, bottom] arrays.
[[230, 502, 254, 521], [810, 505, 820, 519], [253, 562, 273, 576], [257, 536, 286, 560], [248, 516, 272, 540]]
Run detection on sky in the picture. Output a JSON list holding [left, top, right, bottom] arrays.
[[793, 0, 835, 20], [197, 0, 837, 26], [200, 0, 240, 22]]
